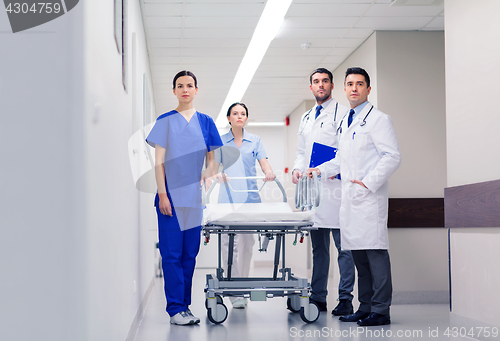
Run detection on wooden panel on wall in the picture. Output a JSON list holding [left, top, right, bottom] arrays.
[[388, 198, 444, 228], [445, 179, 500, 228]]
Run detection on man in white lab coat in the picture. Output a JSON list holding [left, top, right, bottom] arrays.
[[308, 67, 401, 326], [292, 68, 355, 315]]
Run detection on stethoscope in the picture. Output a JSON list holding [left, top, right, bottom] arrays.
[[336, 105, 374, 135], [301, 102, 338, 127]]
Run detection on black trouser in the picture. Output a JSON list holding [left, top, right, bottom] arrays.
[[351, 249, 392, 316], [310, 228, 355, 303]]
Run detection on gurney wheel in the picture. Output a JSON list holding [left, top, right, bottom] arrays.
[[205, 295, 223, 309], [300, 301, 320, 323], [287, 296, 300, 313], [207, 303, 228, 324]]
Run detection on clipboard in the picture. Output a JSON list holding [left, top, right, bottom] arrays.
[[309, 142, 338, 168]]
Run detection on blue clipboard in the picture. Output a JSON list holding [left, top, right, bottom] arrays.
[[309, 142, 338, 168]]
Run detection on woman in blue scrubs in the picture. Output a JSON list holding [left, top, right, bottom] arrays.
[[146, 71, 222, 325], [216, 102, 275, 308]]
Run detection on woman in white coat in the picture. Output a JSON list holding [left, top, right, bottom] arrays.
[[310, 67, 401, 326]]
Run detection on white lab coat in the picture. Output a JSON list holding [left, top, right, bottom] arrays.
[[318, 102, 401, 249], [292, 99, 349, 228]]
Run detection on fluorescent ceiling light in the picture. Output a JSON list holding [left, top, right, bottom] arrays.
[[215, 0, 293, 128], [247, 122, 285, 127]]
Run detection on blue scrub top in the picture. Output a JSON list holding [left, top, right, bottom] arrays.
[[215, 129, 268, 203], [146, 110, 222, 208]]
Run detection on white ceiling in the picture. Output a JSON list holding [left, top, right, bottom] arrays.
[[140, 0, 444, 124]]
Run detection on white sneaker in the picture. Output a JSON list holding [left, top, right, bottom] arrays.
[[232, 298, 248, 309], [186, 308, 200, 324], [170, 311, 195, 325]]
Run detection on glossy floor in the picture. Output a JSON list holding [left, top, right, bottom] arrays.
[[133, 268, 476, 341]]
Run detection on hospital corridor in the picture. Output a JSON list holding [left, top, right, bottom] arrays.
[[1, 1, 499, 341]]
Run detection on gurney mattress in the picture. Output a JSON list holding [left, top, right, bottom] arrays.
[[203, 202, 313, 224]]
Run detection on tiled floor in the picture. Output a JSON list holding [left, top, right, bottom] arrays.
[[133, 267, 476, 341]]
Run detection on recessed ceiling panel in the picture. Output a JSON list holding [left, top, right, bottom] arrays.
[[147, 28, 182, 39], [179, 38, 250, 48], [146, 16, 183, 28], [284, 16, 359, 28], [366, 3, 444, 17], [183, 3, 263, 17], [265, 47, 333, 56], [270, 38, 341, 48], [184, 16, 259, 28], [143, 4, 183, 16], [278, 27, 350, 39], [140, 0, 446, 120], [182, 28, 254, 39], [335, 38, 367, 47], [356, 16, 433, 29], [287, 4, 371, 17]]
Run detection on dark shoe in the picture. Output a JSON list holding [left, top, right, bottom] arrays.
[[332, 299, 354, 316], [357, 312, 391, 326], [310, 299, 327, 312], [339, 310, 370, 322]]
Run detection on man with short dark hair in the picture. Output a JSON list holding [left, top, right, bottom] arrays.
[[292, 68, 355, 316], [308, 67, 401, 326]]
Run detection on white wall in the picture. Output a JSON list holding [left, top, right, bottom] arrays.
[[445, 0, 500, 328], [83, 1, 157, 340], [0, 6, 88, 341], [332, 33, 378, 110], [0, 1, 158, 341], [377, 31, 446, 198], [389, 229, 448, 304], [450, 228, 500, 326], [445, 0, 500, 188]]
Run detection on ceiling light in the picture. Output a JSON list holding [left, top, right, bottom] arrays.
[[215, 0, 293, 128]]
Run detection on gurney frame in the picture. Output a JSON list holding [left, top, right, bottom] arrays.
[[202, 174, 320, 324]]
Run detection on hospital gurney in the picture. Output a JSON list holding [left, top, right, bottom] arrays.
[[202, 174, 321, 324]]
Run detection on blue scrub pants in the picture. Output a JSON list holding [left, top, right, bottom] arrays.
[[156, 204, 202, 317]]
